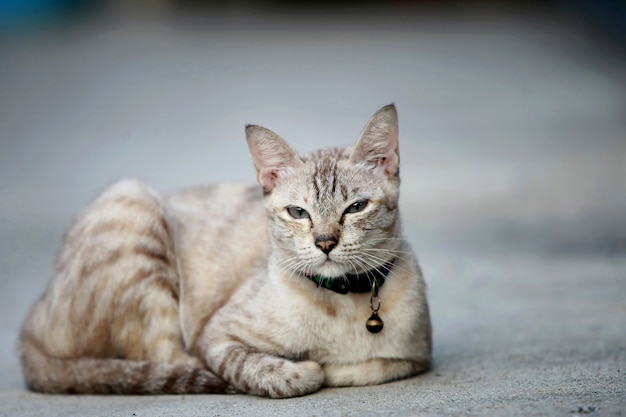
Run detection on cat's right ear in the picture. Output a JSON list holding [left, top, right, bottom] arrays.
[[245, 125, 304, 193]]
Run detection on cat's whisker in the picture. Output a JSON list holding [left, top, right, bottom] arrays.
[[344, 259, 362, 284], [361, 253, 411, 276], [361, 251, 405, 265], [353, 257, 380, 274], [350, 256, 378, 278], [362, 249, 412, 266], [364, 245, 411, 255], [362, 253, 409, 269], [275, 256, 315, 281]]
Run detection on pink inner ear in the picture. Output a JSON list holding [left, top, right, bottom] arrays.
[[358, 141, 399, 178], [352, 108, 399, 178], [383, 153, 399, 177], [260, 169, 280, 191]]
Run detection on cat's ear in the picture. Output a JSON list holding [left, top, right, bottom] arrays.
[[245, 125, 304, 193], [350, 104, 399, 178]]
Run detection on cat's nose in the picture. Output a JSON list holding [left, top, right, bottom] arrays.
[[315, 236, 337, 254]]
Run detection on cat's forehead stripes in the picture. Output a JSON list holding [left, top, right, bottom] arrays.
[[312, 158, 338, 205], [302, 147, 352, 212]]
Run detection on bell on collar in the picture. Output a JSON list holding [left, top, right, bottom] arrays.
[[366, 312, 384, 333], [366, 279, 384, 333]]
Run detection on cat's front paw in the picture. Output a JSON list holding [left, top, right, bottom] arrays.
[[258, 360, 324, 399]]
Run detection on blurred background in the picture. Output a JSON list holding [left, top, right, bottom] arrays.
[[1, 0, 625, 401]]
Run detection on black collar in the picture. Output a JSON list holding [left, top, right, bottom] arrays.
[[304, 260, 394, 294]]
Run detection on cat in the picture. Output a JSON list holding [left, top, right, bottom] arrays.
[[19, 104, 432, 398]]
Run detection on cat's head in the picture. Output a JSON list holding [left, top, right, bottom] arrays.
[[246, 104, 401, 278]]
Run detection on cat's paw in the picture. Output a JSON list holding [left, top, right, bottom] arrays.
[[259, 360, 324, 399]]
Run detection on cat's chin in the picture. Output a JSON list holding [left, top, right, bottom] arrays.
[[310, 261, 349, 278]]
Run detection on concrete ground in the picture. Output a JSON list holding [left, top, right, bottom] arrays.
[[1, 4, 625, 416]]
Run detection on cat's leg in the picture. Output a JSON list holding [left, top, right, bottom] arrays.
[[323, 358, 430, 387], [203, 338, 324, 398]]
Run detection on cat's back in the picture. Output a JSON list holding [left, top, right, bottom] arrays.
[[165, 184, 271, 347], [165, 183, 269, 264]]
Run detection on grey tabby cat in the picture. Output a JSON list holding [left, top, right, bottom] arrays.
[[20, 104, 432, 398]]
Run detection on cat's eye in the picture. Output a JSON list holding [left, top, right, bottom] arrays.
[[344, 200, 368, 214], [286, 206, 310, 219]]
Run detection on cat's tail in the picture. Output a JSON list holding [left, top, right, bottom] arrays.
[[19, 332, 234, 395]]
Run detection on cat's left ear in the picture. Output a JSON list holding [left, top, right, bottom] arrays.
[[246, 125, 304, 193], [350, 104, 399, 178]]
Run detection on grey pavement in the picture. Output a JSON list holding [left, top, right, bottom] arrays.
[[1, 5, 625, 416]]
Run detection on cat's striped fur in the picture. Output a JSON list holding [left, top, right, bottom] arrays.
[[20, 104, 432, 398]]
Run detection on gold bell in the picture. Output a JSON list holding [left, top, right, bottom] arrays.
[[367, 279, 384, 333], [366, 312, 384, 333]]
